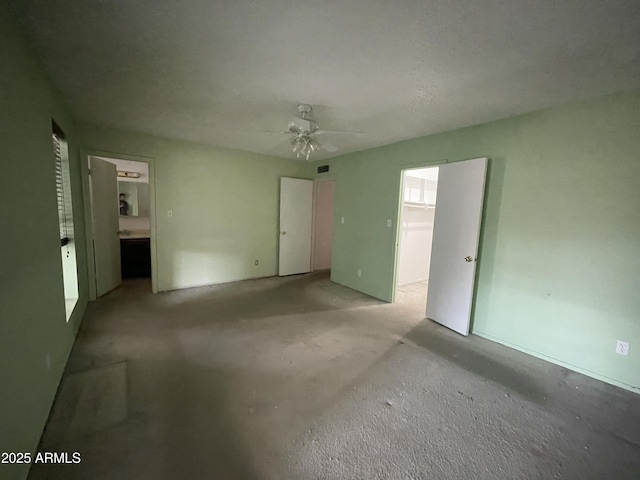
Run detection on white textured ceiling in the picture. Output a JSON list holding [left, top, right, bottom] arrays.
[[21, 0, 640, 160]]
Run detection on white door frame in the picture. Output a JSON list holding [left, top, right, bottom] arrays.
[[391, 158, 488, 322], [81, 150, 158, 299]]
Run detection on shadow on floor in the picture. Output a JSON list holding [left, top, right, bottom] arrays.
[[402, 320, 547, 404]]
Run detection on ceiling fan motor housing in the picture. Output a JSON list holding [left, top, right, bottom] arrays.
[[288, 118, 319, 134]]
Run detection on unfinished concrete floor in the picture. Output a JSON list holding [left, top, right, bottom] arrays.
[[30, 273, 640, 479]]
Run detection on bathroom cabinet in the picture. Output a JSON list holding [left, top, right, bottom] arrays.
[[120, 238, 151, 278]]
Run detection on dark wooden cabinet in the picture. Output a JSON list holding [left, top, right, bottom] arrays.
[[120, 238, 151, 278]]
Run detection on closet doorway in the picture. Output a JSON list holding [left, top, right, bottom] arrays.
[[396, 167, 439, 305], [395, 158, 487, 336]]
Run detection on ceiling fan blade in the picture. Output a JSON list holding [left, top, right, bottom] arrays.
[[321, 143, 339, 153], [271, 136, 294, 150], [259, 130, 294, 134], [315, 129, 364, 135]]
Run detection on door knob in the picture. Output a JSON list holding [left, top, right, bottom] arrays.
[[464, 256, 473, 262], [281, 231, 286, 235]]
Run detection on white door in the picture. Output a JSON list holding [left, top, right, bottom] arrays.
[[426, 157, 487, 336], [89, 157, 122, 296], [279, 177, 313, 276]]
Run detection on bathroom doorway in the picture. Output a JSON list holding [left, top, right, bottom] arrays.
[[85, 154, 156, 298]]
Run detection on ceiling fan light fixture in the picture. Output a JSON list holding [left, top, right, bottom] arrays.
[[291, 136, 304, 152], [288, 122, 301, 134], [291, 134, 321, 160]]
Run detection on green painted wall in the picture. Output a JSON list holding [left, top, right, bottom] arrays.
[[79, 125, 312, 291], [0, 8, 89, 480], [315, 90, 640, 392]]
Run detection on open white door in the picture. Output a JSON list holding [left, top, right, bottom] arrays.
[[426, 157, 487, 336], [89, 157, 122, 296], [279, 177, 313, 276]]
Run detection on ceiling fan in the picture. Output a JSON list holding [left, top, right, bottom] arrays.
[[267, 104, 363, 160]]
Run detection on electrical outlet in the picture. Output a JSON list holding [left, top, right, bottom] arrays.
[[387, 219, 392, 228], [254, 260, 259, 266], [616, 340, 630, 356], [357, 269, 362, 278], [341, 216, 345, 224]]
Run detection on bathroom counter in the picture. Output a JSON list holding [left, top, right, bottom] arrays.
[[119, 229, 150, 239]]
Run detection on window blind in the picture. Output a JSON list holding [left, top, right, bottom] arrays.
[[53, 127, 69, 247]]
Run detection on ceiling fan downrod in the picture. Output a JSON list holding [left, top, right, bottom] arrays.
[[297, 103, 313, 120]]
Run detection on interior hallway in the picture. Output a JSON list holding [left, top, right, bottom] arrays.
[[30, 273, 640, 479]]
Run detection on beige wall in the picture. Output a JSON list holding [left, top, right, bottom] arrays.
[[119, 215, 151, 231], [313, 180, 336, 271]]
